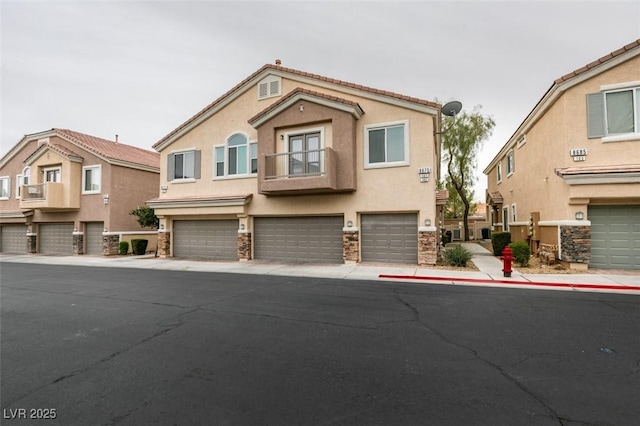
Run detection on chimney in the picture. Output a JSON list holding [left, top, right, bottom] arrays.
[[115, 134, 119, 143], [275, 59, 281, 66]]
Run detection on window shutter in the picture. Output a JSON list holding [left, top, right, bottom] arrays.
[[269, 80, 279, 96], [587, 93, 605, 138], [167, 154, 175, 181], [194, 150, 201, 179]]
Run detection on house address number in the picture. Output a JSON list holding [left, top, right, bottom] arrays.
[[570, 148, 587, 162]]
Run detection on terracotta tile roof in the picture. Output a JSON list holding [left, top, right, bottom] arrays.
[[487, 191, 503, 204], [555, 164, 640, 176], [155, 63, 440, 149], [54, 129, 159, 169], [248, 87, 364, 125], [436, 189, 449, 204], [554, 39, 640, 84]]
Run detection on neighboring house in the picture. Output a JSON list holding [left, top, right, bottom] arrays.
[[0, 129, 160, 255], [149, 61, 444, 265], [483, 39, 640, 270]]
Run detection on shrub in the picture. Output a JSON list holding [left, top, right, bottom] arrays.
[[491, 232, 511, 256], [118, 241, 129, 256], [444, 244, 473, 267], [131, 239, 148, 255], [509, 242, 531, 267]]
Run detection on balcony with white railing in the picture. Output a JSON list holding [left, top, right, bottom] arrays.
[[260, 148, 338, 195], [20, 182, 79, 210]]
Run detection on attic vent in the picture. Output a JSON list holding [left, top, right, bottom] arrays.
[[37, 137, 50, 146], [258, 76, 281, 100]]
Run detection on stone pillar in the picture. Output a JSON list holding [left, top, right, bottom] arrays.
[[157, 231, 171, 258], [560, 225, 591, 270], [237, 231, 252, 261], [418, 227, 438, 266], [103, 234, 119, 256], [73, 232, 84, 255], [342, 228, 359, 264], [27, 232, 37, 253]]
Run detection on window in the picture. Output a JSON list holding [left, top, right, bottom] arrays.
[[16, 167, 30, 199], [511, 204, 517, 223], [215, 134, 257, 178], [502, 206, 509, 231], [0, 176, 10, 199], [365, 121, 409, 168], [497, 162, 503, 183], [168, 150, 201, 181], [288, 131, 321, 175], [258, 76, 281, 100], [506, 150, 515, 176], [587, 85, 640, 138], [82, 165, 101, 194], [44, 167, 61, 182]]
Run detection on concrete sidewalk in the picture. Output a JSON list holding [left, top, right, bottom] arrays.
[[1, 242, 638, 293]]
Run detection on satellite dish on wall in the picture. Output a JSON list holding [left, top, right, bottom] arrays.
[[441, 100, 462, 117]]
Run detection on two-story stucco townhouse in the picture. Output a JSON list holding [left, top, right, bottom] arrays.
[[484, 39, 640, 270], [0, 129, 160, 255], [149, 61, 445, 265]]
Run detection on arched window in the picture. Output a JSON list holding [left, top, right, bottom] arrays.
[[215, 133, 257, 177]]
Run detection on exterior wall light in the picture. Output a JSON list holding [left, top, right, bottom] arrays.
[[424, 219, 431, 226], [160, 224, 165, 230], [347, 220, 353, 227], [299, 104, 304, 112], [240, 223, 246, 230], [575, 211, 584, 220], [161, 185, 168, 193]]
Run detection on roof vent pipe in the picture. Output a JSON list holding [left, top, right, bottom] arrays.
[[115, 134, 119, 143], [275, 59, 281, 66]]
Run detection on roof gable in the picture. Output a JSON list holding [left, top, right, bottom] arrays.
[[154, 63, 440, 151], [24, 142, 83, 165]]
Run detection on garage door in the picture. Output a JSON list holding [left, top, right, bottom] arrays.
[[1, 224, 26, 253], [254, 216, 343, 263], [85, 222, 104, 255], [39, 223, 74, 255], [589, 205, 639, 270], [173, 220, 238, 260], [361, 214, 418, 264]]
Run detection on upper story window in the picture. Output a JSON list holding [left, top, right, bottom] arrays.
[[0, 176, 10, 199], [44, 167, 61, 183], [288, 131, 321, 176], [506, 150, 515, 176], [258, 76, 281, 100], [82, 165, 101, 194], [167, 149, 201, 181], [587, 84, 640, 138], [365, 120, 409, 168], [497, 162, 503, 183], [16, 167, 30, 199], [215, 133, 257, 178]]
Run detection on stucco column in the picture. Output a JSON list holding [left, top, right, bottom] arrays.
[[342, 226, 359, 264], [418, 226, 438, 266]]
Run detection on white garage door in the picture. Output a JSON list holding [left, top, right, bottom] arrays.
[[254, 216, 343, 263], [173, 220, 238, 260], [85, 222, 104, 255], [361, 214, 418, 264], [39, 223, 74, 255], [1, 224, 26, 253], [589, 205, 639, 270]]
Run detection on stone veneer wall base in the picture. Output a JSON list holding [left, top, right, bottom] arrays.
[[158, 231, 171, 258], [418, 230, 437, 266]]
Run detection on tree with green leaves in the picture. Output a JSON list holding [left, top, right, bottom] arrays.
[[129, 205, 159, 229], [443, 179, 477, 219], [441, 105, 495, 240]]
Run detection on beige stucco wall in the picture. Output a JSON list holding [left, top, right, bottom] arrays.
[[485, 54, 640, 223], [156, 74, 439, 229]]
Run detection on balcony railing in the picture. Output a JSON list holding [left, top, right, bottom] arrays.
[[22, 183, 46, 200], [265, 149, 326, 179]]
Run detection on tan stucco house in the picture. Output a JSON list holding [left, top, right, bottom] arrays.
[[483, 39, 640, 270], [149, 61, 444, 265], [0, 129, 160, 255]]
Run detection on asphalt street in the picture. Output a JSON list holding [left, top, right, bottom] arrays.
[[1, 262, 639, 426]]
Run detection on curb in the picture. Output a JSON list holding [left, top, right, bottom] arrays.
[[378, 274, 640, 292]]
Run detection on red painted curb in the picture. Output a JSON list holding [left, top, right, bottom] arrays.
[[378, 274, 640, 292]]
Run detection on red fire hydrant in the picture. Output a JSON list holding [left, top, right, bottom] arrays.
[[502, 246, 513, 277]]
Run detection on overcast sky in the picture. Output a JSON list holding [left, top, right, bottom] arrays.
[[2, 0, 639, 198]]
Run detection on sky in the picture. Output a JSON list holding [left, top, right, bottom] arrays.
[[1, 0, 639, 199]]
